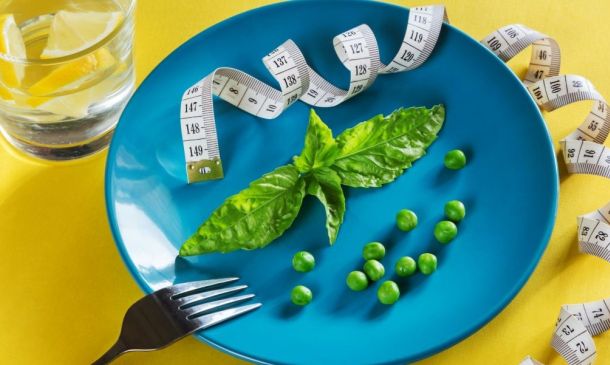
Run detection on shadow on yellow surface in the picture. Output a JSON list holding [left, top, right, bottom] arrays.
[[0, 136, 248, 364]]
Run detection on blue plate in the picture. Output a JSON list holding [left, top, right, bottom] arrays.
[[105, 1, 558, 364]]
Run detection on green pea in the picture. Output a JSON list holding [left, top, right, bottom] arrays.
[[362, 241, 386, 260], [292, 251, 315, 273], [434, 220, 458, 244], [377, 280, 400, 305], [395, 256, 417, 277], [346, 271, 368, 291], [396, 209, 418, 231], [418, 253, 437, 275], [291, 285, 313, 306], [444, 149, 467, 170], [363, 259, 385, 281], [444, 200, 466, 222]]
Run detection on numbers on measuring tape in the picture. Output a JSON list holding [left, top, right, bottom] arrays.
[[180, 5, 447, 183], [355, 64, 367, 76], [410, 30, 424, 43], [188, 145, 205, 158], [505, 26, 518, 38], [550, 79, 562, 93], [186, 86, 199, 95], [592, 308, 604, 318], [350, 42, 363, 54], [483, 23, 610, 365], [413, 14, 427, 25], [531, 86, 544, 100], [401, 50, 415, 62], [306, 89, 318, 98], [287, 93, 298, 104], [273, 55, 287, 67], [487, 36, 502, 51], [184, 101, 198, 113], [539, 50, 548, 60], [282, 75, 297, 88], [185, 123, 201, 135]]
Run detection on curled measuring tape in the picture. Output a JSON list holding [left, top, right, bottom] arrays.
[[482, 24, 610, 365], [179, 5, 446, 183]]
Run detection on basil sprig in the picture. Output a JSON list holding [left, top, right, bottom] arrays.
[[180, 105, 444, 256]]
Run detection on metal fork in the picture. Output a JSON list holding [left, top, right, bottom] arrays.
[[92, 277, 261, 364]]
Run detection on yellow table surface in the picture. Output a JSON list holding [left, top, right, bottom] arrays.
[[1, 1, 610, 364]]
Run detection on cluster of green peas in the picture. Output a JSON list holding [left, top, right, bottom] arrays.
[[347, 197, 466, 304], [289, 149, 468, 306]]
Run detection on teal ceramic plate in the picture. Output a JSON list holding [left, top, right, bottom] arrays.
[[105, 1, 558, 364]]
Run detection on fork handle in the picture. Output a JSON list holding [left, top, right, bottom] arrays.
[[92, 339, 128, 365]]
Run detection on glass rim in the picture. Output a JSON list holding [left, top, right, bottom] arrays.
[[0, 0, 136, 66]]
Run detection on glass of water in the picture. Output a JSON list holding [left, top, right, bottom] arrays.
[[0, 0, 135, 160]]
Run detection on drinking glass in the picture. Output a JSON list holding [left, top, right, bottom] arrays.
[[0, 0, 135, 160]]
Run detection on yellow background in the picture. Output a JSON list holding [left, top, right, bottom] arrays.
[[1, 1, 609, 364]]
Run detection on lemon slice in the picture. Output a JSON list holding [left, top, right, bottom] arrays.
[[25, 48, 116, 118], [0, 13, 26, 94], [26, 48, 117, 118], [41, 11, 123, 59], [25, 10, 121, 117], [28, 90, 93, 119], [29, 47, 115, 97]]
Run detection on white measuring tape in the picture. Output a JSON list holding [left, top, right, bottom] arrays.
[[179, 5, 610, 364], [482, 24, 610, 365], [179, 5, 446, 183]]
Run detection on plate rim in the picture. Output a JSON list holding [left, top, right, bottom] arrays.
[[104, 1, 559, 364]]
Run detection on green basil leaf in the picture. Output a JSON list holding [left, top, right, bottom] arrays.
[[331, 105, 445, 187], [179, 165, 306, 256], [293, 109, 339, 173], [306, 167, 345, 244]]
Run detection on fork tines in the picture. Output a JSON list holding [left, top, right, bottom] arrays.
[[168, 277, 261, 326], [190, 302, 262, 329]]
